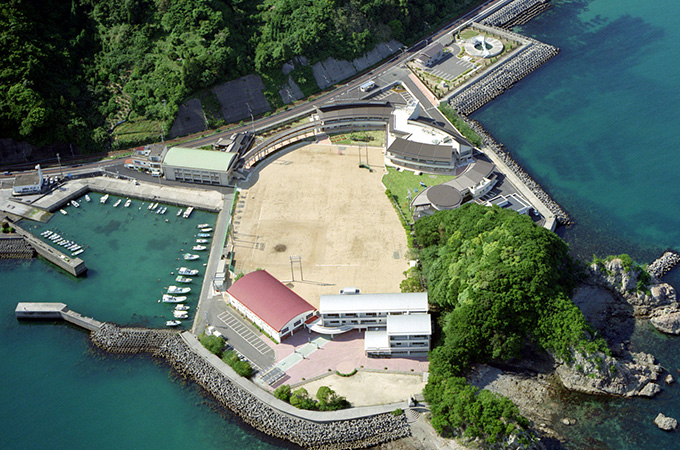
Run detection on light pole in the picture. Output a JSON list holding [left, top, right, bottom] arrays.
[[247, 103, 254, 133], [56, 153, 63, 178]]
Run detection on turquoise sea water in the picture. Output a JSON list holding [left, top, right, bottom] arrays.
[[0, 195, 289, 449], [473, 0, 680, 448]]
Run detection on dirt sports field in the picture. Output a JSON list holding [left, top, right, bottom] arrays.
[[231, 143, 408, 308]]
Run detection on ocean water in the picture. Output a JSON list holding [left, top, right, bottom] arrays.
[[0, 194, 290, 449], [473, 0, 680, 448]]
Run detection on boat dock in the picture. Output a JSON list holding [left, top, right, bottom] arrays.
[[12, 221, 87, 276], [15, 302, 102, 332]]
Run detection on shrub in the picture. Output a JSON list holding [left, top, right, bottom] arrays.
[[199, 333, 224, 356], [392, 408, 404, 416], [290, 388, 317, 410], [274, 384, 291, 402], [222, 350, 253, 378]]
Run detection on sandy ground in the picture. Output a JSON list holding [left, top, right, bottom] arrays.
[[232, 144, 409, 308], [296, 371, 426, 407]]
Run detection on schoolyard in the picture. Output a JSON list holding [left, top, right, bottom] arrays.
[[231, 143, 409, 308]]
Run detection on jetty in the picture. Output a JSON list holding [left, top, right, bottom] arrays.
[[11, 221, 87, 276], [15, 303, 102, 331], [647, 251, 680, 280]]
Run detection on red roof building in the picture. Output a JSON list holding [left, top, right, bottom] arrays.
[[226, 270, 316, 342]]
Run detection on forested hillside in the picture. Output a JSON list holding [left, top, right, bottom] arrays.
[[1, 0, 480, 151], [415, 204, 608, 444]]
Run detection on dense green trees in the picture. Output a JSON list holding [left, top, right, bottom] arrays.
[[2, 0, 482, 151], [275, 384, 349, 410], [416, 204, 607, 444]]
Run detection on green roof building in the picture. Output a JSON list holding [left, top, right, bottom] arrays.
[[162, 147, 237, 186]]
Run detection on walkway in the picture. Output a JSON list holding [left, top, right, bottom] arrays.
[[273, 335, 331, 372]]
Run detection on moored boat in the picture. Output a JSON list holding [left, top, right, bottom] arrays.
[[197, 233, 211, 238], [72, 249, 84, 256], [113, 199, 122, 207], [85, 195, 91, 202], [178, 267, 199, 276], [197, 223, 209, 229], [100, 194, 109, 204], [195, 239, 208, 243], [60, 209, 68, 215], [167, 285, 190, 294], [200, 227, 213, 233], [192, 245, 207, 251], [124, 199, 131, 208], [173, 310, 189, 319], [174, 304, 190, 311], [70, 200, 80, 208], [162, 294, 187, 303], [165, 320, 181, 327], [177, 209, 183, 217], [183, 206, 194, 218], [175, 276, 192, 283], [183, 253, 199, 261]]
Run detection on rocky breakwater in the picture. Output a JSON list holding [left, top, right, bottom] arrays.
[[647, 251, 680, 279], [587, 257, 680, 334], [156, 335, 411, 450], [481, 0, 551, 29], [91, 323, 177, 354]]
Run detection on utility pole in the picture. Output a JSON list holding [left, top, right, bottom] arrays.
[[247, 103, 254, 133]]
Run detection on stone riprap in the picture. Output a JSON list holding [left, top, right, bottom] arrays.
[[157, 335, 410, 450], [647, 251, 680, 280], [463, 116, 571, 225], [481, 0, 552, 28], [449, 40, 559, 115], [0, 236, 35, 259], [91, 323, 177, 354], [90, 325, 410, 449]]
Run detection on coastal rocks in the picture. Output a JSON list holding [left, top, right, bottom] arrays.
[[654, 413, 678, 431], [555, 350, 663, 398], [560, 417, 577, 426], [481, 0, 551, 28], [666, 374, 675, 385], [650, 310, 680, 335], [646, 251, 680, 279], [91, 323, 177, 354]]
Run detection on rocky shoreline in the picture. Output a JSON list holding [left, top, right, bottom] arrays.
[[90, 324, 411, 450]]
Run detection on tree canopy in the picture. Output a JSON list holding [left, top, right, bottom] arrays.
[[1, 0, 482, 150], [416, 204, 607, 444]]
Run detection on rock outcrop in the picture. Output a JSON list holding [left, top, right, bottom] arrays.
[[555, 350, 663, 398], [587, 258, 680, 334], [654, 413, 678, 431]]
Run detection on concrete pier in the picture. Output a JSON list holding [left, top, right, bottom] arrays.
[[12, 221, 87, 276], [15, 302, 102, 331]]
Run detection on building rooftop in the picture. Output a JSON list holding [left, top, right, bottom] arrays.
[[14, 172, 41, 187], [227, 270, 315, 331], [387, 314, 432, 336], [364, 330, 390, 351], [320, 292, 428, 315], [387, 137, 454, 163], [316, 102, 393, 122], [426, 184, 462, 208], [163, 147, 236, 172]]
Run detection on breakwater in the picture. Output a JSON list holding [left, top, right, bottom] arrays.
[[0, 236, 35, 259], [464, 115, 571, 225], [647, 252, 680, 280], [87, 323, 411, 449], [449, 37, 559, 115], [158, 335, 411, 450], [481, 0, 552, 29]]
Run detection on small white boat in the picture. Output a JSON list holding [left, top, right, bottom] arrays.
[[60, 209, 68, 215], [177, 209, 183, 217], [174, 304, 190, 311], [147, 202, 153, 210], [183, 206, 194, 218], [183, 253, 199, 261], [72, 249, 84, 256], [197, 233, 211, 238], [124, 199, 131, 208], [165, 320, 182, 327], [175, 276, 192, 283], [162, 294, 187, 303], [192, 245, 207, 251], [160, 207, 167, 214], [113, 199, 122, 207], [151, 203, 158, 211], [200, 227, 213, 233], [70, 200, 80, 208], [173, 310, 189, 319], [195, 239, 208, 244], [197, 223, 209, 229], [167, 285, 191, 294], [85, 195, 91, 202], [178, 267, 199, 276], [100, 194, 109, 204], [71, 245, 81, 251]]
